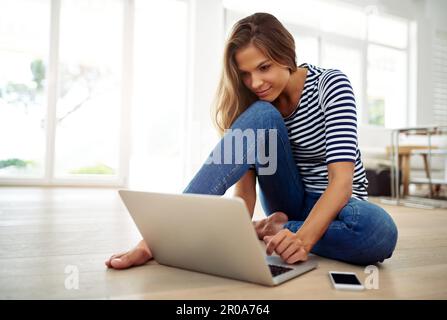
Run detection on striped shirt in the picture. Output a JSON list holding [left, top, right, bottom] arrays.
[[283, 63, 369, 200]]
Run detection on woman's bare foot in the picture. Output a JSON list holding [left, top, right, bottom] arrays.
[[105, 240, 153, 269], [253, 211, 289, 239]]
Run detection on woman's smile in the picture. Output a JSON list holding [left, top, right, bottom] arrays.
[[255, 86, 272, 97]]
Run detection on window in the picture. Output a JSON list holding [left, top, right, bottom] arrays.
[[0, 0, 189, 188], [0, 0, 50, 178], [54, 0, 123, 178], [366, 13, 409, 128], [223, 0, 414, 129], [368, 13, 408, 49], [367, 44, 407, 128]]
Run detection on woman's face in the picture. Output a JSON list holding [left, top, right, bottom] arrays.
[[235, 43, 290, 101]]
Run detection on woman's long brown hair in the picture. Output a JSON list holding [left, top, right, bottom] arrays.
[[212, 12, 298, 136]]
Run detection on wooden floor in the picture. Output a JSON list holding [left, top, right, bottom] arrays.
[[0, 187, 446, 300]]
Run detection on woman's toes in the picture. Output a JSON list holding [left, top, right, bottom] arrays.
[[133, 248, 152, 264], [110, 255, 133, 269], [106, 246, 153, 270], [105, 253, 122, 268]]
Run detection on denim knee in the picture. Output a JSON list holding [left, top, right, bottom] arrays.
[[231, 101, 284, 130], [376, 208, 398, 261], [350, 200, 398, 264]]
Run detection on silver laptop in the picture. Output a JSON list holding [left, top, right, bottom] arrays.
[[118, 190, 318, 286]]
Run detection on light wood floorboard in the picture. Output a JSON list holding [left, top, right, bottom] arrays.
[[0, 187, 446, 299]]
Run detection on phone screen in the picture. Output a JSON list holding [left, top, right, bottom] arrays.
[[331, 273, 362, 285]]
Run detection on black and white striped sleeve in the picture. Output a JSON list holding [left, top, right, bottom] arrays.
[[319, 69, 358, 164]]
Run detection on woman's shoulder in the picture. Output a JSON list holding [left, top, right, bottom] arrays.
[[301, 63, 349, 80], [299, 63, 346, 85], [298, 63, 353, 96], [316, 68, 352, 92], [299, 62, 328, 76]]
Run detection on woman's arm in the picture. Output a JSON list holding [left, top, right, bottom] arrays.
[[264, 69, 360, 263], [294, 161, 354, 250], [265, 161, 354, 263], [233, 169, 257, 218]]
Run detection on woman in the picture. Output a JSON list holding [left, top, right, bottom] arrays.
[[106, 12, 398, 269]]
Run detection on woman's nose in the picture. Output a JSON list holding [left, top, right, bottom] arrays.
[[252, 76, 264, 90]]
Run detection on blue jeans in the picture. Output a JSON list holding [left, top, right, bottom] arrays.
[[183, 101, 398, 265]]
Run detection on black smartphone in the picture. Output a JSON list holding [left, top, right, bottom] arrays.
[[329, 271, 365, 290]]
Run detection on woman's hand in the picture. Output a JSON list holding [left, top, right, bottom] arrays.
[[263, 229, 312, 264], [253, 211, 289, 239]]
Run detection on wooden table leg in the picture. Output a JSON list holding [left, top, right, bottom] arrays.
[[401, 155, 410, 197]]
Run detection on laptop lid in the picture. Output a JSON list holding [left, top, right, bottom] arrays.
[[118, 190, 317, 286]]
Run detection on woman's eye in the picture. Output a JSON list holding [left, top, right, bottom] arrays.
[[260, 65, 270, 71]]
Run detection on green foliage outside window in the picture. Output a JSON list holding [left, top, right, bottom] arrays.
[[368, 97, 385, 126]]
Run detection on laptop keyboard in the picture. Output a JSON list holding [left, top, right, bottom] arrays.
[[268, 264, 293, 277]]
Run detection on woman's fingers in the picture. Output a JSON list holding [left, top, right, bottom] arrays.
[[285, 248, 308, 264], [264, 230, 308, 264], [253, 219, 268, 239], [263, 235, 273, 244], [275, 236, 294, 256], [265, 230, 287, 255], [280, 242, 300, 261]]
